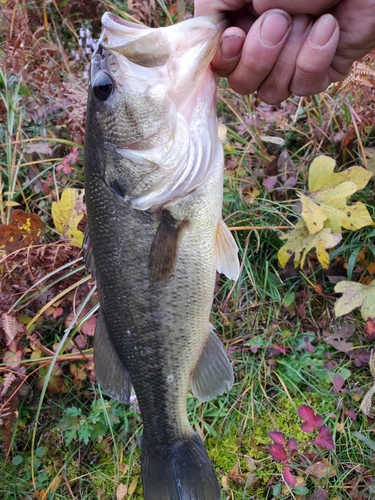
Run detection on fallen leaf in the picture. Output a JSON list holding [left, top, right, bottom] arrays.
[[116, 483, 127, 500], [278, 156, 374, 269], [25, 142, 53, 155], [128, 477, 138, 497], [278, 221, 342, 269], [1, 313, 24, 344], [323, 327, 354, 353], [0, 210, 44, 255], [51, 188, 85, 247], [308, 156, 373, 192], [306, 487, 329, 500], [365, 318, 375, 340], [299, 193, 327, 234], [305, 461, 331, 479], [359, 352, 375, 417], [334, 280, 375, 320]]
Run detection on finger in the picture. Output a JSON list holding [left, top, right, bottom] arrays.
[[252, 0, 340, 16], [210, 27, 246, 77], [290, 14, 339, 95], [225, 10, 292, 95], [257, 15, 313, 104], [194, 0, 252, 16]]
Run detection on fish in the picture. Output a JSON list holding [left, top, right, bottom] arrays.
[[83, 11, 240, 500]]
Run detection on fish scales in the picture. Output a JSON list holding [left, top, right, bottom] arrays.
[[84, 12, 239, 500]]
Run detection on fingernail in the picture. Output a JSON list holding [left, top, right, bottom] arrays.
[[260, 11, 291, 47], [220, 34, 245, 60], [310, 14, 337, 47]]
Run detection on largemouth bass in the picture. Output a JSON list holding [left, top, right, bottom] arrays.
[[84, 12, 240, 500]]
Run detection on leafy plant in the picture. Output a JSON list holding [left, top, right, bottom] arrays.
[[268, 405, 334, 493], [58, 398, 135, 446]]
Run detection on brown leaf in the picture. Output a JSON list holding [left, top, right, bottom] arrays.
[[0, 210, 44, 254], [307, 488, 329, 500], [305, 461, 332, 479], [116, 483, 127, 500], [1, 313, 24, 345], [323, 325, 355, 353], [25, 142, 53, 155]]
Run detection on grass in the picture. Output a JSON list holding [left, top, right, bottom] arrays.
[[1, 1, 375, 499]]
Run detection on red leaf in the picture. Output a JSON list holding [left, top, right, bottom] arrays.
[[314, 426, 334, 450], [298, 405, 323, 431], [283, 466, 297, 487], [269, 431, 286, 446], [345, 410, 357, 421], [287, 438, 298, 451], [332, 374, 345, 393], [269, 444, 288, 462], [301, 421, 315, 433], [365, 318, 375, 341]]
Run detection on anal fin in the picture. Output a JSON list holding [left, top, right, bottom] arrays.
[[216, 219, 240, 281], [94, 312, 132, 404], [190, 324, 234, 402]]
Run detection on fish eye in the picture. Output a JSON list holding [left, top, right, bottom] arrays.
[[93, 73, 114, 101]]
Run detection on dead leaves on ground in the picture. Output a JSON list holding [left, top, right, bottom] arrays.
[[0, 210, 44, 256], [278, 155, 374, 270]]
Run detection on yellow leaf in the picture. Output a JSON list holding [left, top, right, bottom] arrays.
[[5, 200, 21, 207], [128, 477, 139, 497], [334, 280, 375, 319], [302, 157, 374, 235], [299, 193, 327, 234], [51, 188, 85, 247], [308, 155, 373, 192], [278, 222, 342, 269]]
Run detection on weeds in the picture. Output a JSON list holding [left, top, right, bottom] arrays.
[[1, 1, 375, 499]]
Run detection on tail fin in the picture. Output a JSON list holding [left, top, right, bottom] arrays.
[[141, 433, 220, 500]]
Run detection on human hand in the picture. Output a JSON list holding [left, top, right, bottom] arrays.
[[195, 0, 375, 103]]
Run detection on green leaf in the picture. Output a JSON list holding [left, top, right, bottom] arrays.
[[35, 446, 45, 458], [334, 280, 375, 319], [12, 455, 23, 466], [293, 485, 310, 495]]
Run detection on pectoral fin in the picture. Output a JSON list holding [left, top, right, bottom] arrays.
[[83, 226, 96, 279], [216, 219, 240, 281], [190, 324, 234, 402], [149, 210, 189, 283], [94, 312, 132, 404]]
